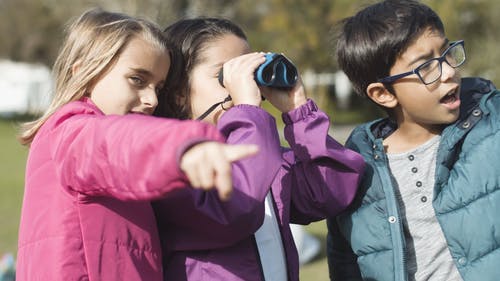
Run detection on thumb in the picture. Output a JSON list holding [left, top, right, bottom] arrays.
[[222, 144, 259, 162]]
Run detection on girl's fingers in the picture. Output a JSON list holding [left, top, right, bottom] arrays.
[[222, 144, 259, 162], [214, 144, 258, 201], [222, 53, 266, 90], [197, 160, 215, 190], [180, 142, 259, 201], [183, 167, 201, 189], [213, 161, 232, 201]]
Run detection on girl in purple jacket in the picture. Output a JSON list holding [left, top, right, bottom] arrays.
[[16, 9, 257, 281], [153, 18, 366, 281]]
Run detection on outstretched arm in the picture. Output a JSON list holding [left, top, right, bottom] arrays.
[[47, 102, 231, 201]]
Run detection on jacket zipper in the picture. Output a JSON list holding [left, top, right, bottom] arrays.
[[376, 144, 408, 281]]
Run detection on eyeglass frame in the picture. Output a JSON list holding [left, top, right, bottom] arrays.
[[378, 40, 465, 85]]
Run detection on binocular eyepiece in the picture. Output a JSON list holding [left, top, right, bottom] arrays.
[[218, 53, 298, 89]]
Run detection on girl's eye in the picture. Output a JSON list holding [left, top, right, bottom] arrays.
[[130, 76, 145, 86], [216, 67, 223, 79]]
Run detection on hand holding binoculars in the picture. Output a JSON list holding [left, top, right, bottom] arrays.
[[218, 53, 298, 89], [196, 53, 298, 120]]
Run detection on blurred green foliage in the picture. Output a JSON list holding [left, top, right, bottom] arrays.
[[1, 0, 498, 85], [1, 0, 498, 123]]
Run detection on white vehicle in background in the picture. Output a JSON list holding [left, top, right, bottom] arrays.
[[0, 60, 52, 117]]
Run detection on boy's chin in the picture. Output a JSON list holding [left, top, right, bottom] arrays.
[[443, 110, 461, 125]]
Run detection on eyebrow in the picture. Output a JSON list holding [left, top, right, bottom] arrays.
[[407, 38, 450, 67], [129, 67, 153, 77], [210, 62, 224, 69]]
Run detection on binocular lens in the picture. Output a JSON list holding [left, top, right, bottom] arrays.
[[260, 65, 275, 84]]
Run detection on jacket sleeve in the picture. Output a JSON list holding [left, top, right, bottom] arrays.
[[153, 105, 283, 249], [326, 217, 363, 281], [282, 99, 365, 223], [46, 104, 223, 201]]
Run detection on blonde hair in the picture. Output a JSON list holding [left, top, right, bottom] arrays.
[[18, 8, 169, 145]]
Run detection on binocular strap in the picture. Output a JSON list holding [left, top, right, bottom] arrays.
[[196, 95, 232, 121]]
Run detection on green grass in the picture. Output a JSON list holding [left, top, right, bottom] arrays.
[[0, 118, 332, 280], [0, 119, 27, 255]]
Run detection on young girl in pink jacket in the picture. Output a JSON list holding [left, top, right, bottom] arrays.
[[15, 9, 257, 281]]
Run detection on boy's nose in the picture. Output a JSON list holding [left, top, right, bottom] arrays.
[[441, 61, 457, 82]]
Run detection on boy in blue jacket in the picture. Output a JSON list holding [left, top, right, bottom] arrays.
[[326, 1, 500, 280]]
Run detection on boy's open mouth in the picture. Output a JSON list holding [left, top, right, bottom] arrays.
[[440, 92, 457, 104], [440, 87, 460, 104], [439, 88, 461, 110]]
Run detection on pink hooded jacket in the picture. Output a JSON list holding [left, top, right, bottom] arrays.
[[16, 98, 223, 281]]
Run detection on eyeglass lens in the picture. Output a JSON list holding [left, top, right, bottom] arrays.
[[418, 42, 465, 84]]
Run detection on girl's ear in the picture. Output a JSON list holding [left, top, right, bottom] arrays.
[[366, 82, 398, 109]]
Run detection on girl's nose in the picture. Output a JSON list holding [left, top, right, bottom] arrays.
[[141, 88, 158, 110]]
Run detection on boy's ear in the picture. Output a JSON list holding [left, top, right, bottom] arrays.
[[366, 82, 398, 109]]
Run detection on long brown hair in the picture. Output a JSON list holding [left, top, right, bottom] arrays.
[[19, 8, 168, 145], [155, 17, 247, 120]]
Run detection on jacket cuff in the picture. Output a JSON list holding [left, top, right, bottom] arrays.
[[228, 104, 266, 113], [281, 99, 318, 125]]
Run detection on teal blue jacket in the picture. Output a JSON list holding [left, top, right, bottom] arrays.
[[326, 77, 500, 281]]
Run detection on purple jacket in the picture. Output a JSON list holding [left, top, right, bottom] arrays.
[[16, 98, 223, 281], [153, 99, 365, 281]]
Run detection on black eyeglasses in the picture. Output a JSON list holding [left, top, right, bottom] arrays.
[[378, 40, 466, 85]]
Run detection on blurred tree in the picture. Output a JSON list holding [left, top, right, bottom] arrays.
[[425, 0, 500, 83], [231, 0, 373, 72], [0, 0, 66, 65], [0, 0, 498, 119], [0, 0, 189, 66], [1, 0, 498, 84]]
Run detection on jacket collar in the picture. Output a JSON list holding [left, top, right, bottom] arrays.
[[458, 77, 495, 120], [364, 77, 495, 143]]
